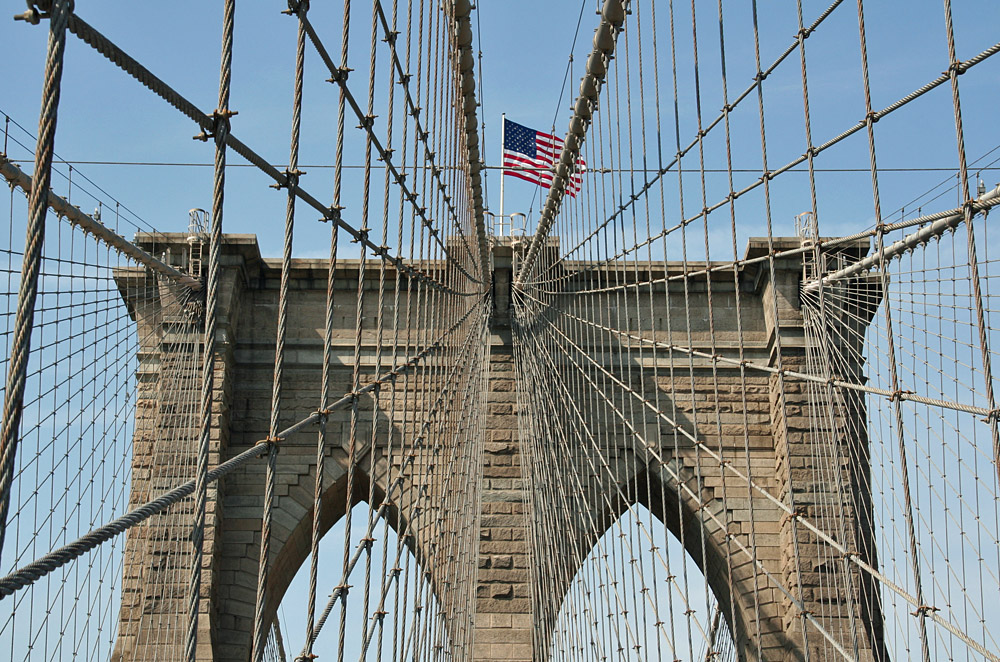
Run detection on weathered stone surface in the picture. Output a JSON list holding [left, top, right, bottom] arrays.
[[114, 234, 882, 662], [473, 344, 532, 661]]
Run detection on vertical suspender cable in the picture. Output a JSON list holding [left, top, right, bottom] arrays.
[[334, 1, 355, 660], [941, 0, 1000, 488], [186, 0, 235, 658], [301, 0, 335, 655], [854, 2, 931, 660], [0, 0, 70, 566], [255, 0, 306, 657], [255, 0, 304, 656]]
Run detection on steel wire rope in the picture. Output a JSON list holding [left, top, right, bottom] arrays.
[[56, 10, 472, 299], [369, 0, 479, 272], [614, 25, 651, 661], [941, 0, 1000, 494], [528, 276, 998, 419], [385, 1, 413, 658], [7, 2, 1000, 659], [513, 321, 650, 658], [664, 2, 716, 653], [524, 178, 1000, 295], [517, 0, 590, 233], [521, 182, 1000, 295], [512, 285, 999, 658], [684, 0, 745, 656], [516, 115, 752, 652], [525, 33, 1000, 287], [0, 292, 482, 598], [357, 0, 385, 654], [0, 268, 158, 660], [0, 109, 161, 236], [0, 0, 70, 565], [185, 0, 233, 659], [252, 0, 303, 658], [365, 0, 403, 654], [301, 11, 340, 655], [295, 296, 487, 653], [406, 4, 432, 655], [524, 0, 845, 284], [296, 11, 479, 287], [517, 285, 786, 657], [355, 304, 489, 659], [520, 299, 869, 660], [852, 2, 932, 659], [0, 280, 184, 512], [632, 4, 678, 656], [416, 10, 451, 658]]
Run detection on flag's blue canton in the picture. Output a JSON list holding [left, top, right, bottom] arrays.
[[504, 120, 536, 159]]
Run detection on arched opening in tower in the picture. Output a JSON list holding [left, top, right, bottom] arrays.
[[269, 499, 448, 662], [547, 502, 737, 662]]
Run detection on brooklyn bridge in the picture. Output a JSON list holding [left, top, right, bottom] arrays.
[[0, 1, 998, 661]]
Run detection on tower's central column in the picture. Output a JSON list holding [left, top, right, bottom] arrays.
[[474, 237, 532, 661], [473, 335, 532, 662]]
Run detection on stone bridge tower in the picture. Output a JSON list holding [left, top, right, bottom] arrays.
[[113, 233, 884, 662]]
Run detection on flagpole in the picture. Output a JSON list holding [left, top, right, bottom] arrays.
[[499, 113, 506, 236]]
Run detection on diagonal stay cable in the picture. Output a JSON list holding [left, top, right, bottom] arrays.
[[299, 297, 488, 654], [525, 0, 844, 285], [518, 288, 1000, 662], [295, 11, 479, 285], [57, 10, 479, 298], [0, 156, 201, 290], [0, 294, 484, 600], [515, 289, 860, 662], [516, 287, 997, 420], [528, 36, 1000, 287], [529, 180, 1000, 292], [515, 315, 719, 655], [0, 0, 71, 569], [369, 0, 477, 265], [802, 184, 1000, 294]]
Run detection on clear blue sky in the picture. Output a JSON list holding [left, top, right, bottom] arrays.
[[3, 1, 998, 260]]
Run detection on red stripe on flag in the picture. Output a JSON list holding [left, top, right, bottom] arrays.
[[505, 170, 550, 187]]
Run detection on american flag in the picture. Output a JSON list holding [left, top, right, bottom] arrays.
[[502, 118, 585, 197]]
